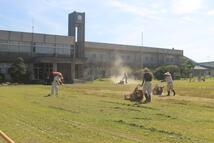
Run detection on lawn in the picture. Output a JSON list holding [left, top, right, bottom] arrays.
[[0, 79, 214, 143]]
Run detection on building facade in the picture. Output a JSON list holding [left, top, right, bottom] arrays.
[[0, 11, 183, 83]]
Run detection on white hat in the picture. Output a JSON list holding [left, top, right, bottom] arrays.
[[164, 72, 171, 76], [144, 67, 150, 72]]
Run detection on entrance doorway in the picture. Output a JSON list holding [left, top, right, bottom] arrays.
[[33, 63, 53, 80]]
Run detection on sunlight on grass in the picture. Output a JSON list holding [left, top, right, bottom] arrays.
[[0, 79, 214, 143]]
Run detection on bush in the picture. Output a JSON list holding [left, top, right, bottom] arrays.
[[0, 73, 5, 83], [154, 66, 167, 80], [154, 65, 180, 80], [180, 57, 195, 78], [8, 57, 27, 83]]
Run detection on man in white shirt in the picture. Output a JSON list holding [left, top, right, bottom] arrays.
[[164, 72, 176, 96], [51, 75, 63, 96]]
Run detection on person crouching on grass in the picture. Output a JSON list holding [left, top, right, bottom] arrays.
[[51, 74, 63, 96], [164, 72, 176, 96]]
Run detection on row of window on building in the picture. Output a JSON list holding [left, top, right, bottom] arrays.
[[86, 52, 176, 64], [0, 40, 74, 56]]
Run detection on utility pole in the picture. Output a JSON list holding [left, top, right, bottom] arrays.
[[32, 18, 34, 33], [140, 32, 143, 70]]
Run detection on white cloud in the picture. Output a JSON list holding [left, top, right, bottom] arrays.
[[207, 26, 214, 32], [160, 9, 168, 14], [174, 40, 214, 62], [109, 0, 145, 16], [172, 0, 203, 15], [178, 16, 195, 24], [108, 0, 160, 20], [207, 10, 214, 16]]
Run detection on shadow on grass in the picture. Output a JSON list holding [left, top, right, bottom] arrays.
[[113, 106, 141, 112], [133, 117, 151, 120], [102, 101, 158, 110], [114, 119, 197, 142], [155, 113, 177, 119], [160, 98, 190, 105], [200, 105, 214, 109], [48, 105, 79, 114], [44, 94, 51, 97]]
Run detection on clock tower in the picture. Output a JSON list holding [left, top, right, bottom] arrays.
[[68, 11, 85, 79], [68, 11, 85, 58]]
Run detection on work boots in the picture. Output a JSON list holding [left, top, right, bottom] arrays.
[[144, 93, 151, 103], [173, 90, 176, 96], [167, 91, 170, 96], [167, 90, 176, 96]]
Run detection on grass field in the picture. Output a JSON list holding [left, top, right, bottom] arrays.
[[0, 79, 214, 143]]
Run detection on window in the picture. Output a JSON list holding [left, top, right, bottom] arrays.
[[0, 40, 8, 43], [20, 42, 31, 53], [92, 54, 96, 59], [9, 41, 19, 52], [100, 54, 103, 59], [166, 58, 169, 62], [127, 55, 130, 60], [0, 40, 8, 52]]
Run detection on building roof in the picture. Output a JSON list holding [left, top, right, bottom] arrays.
[[199, 61, 214, 69], [194, 65, 208, 70]]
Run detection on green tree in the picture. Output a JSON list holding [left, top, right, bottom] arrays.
[[165, 65, 180, 79], [153, 66, 166, 80], [8, 57, 27, 82], [180, 57, 195, 77], [154, 65, 180, 80], [0, 73, 5, 83]]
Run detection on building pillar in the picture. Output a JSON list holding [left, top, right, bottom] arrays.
[[53, 63, 57, 72], [77, 64, 84, 79], [71, 62, 75, 83], [28, 64, 35, 80]]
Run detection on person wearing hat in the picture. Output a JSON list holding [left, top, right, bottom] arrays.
[[122, 72, 128, 84], [142, 67, 153, 103], [50, 74, 64, 96], [164, 72, 176, 96]]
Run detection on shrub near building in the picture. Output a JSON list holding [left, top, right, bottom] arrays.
[[8, 57, 27, 83], [0, 73, 5, 83], [154, 65, 180, 80]]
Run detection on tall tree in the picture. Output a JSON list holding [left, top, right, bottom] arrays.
[[8, 57, 27, 82], [180, 57, 195, 77]]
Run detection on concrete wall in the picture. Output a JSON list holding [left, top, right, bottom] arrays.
[[85, 42, 183, 55], [0, 30, 184, 81], [84, 41, 183, 79], [85, 41, 182, 67], [0, 30, 75, 60]]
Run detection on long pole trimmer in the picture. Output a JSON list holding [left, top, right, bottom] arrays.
[[0, 130, 15, 143]]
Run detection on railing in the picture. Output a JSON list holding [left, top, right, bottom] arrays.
[[0, 130, 15, 143]]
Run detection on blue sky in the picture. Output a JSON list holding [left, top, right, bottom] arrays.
[[0, 0, 214, 62]]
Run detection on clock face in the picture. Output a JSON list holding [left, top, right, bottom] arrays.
[[77, 15, 82, 21]]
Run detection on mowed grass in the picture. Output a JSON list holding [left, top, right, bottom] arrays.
[[0, 79, 214, 143]]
